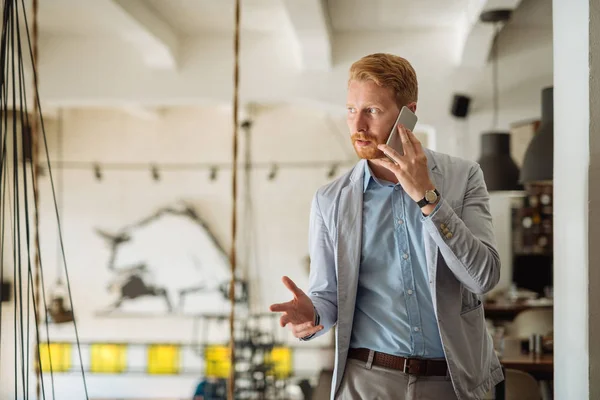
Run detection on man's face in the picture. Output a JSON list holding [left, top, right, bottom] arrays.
[[346, 80, 400, 160]]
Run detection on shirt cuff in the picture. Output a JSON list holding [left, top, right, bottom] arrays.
[[300, 308, 320, 341], [421, 198, 443, 219]]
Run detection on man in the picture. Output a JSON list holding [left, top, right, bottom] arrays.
[[193, 378, 206, 400], [269, 53, 504, 400], [192, 377, 226, 400]]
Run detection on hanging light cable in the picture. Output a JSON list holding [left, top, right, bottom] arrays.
[[476, 9, 523, 193]]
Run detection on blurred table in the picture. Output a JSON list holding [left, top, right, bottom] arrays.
[[500, 352, 553, 381], [494, 338, 553, 400], [484, 299, 553, 323]]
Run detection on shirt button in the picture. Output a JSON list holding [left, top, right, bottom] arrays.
[[394, 186, 400, 191], [398, 219, 404, 225], [413, 327, 420, 332], [407, 289, 414, 295], [403, 253, 409, 260]]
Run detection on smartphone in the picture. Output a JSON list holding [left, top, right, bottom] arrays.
[[385, 106, 418, 160]]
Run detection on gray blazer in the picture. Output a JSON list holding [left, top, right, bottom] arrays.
[[306, 149, 504, 400]]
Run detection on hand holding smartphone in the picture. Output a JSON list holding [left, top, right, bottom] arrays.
[[385, 106, 418, 161]]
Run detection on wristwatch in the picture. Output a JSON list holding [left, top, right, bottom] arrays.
[[417, 188, 440, 208]]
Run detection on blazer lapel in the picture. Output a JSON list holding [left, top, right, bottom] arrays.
[[336, 160, 365, 318]]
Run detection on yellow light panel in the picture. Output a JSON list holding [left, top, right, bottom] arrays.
[[265, 346, 292, 379], [38, 342, 71, 372], [90, 343, 127, 373], [204, 345, 231, 378], [147, 344, 180, 375]]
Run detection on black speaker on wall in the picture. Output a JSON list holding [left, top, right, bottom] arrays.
[[451, 94, 471, 118]]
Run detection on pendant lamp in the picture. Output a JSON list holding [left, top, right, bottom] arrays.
[[476, 9, 523, 192]]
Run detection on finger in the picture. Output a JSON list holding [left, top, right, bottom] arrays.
[[398, 125, 415, 157], [378, 158, 398, 173], [280, 314, 291, 327], [405, 128, 423, 152], [282, 276, 304, 298], [377, 144, 405, 165], [292, 320, 316, 334], [269, 300, 293, 313], [377, 158, 408, 182], [376, 148, 405, 169], [294, 325, 324, 338]]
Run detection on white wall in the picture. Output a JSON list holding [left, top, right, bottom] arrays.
[[553, 0, 599, 398], [1, 106, 350, 399], [590, 1, 600, 395]]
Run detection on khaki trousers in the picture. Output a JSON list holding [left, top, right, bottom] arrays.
[[335, 358, 458, 400]]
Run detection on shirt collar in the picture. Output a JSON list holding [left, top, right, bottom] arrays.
[[363, 162, 372, 193], [363, 161, 395, 192]]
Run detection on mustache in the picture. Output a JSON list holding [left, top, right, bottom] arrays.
[[351, 132, 378, 142]]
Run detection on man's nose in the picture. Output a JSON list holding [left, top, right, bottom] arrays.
[[353, 112, 368, 133]]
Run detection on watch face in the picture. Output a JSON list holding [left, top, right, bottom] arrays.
[[425, 190, 438, 203]]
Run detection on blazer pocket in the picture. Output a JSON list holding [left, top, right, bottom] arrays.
[[458, 299, 490, 391], [460, 299, 482, 315]]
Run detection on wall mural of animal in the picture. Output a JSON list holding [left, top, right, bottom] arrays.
[[96, 204, 247, 315]]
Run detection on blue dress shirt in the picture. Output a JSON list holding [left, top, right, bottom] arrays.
[[349, 162, 445, 358]]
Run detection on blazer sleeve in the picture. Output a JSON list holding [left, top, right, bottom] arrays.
[[421, 164, 501, 295], [304, 192, 338, 340]]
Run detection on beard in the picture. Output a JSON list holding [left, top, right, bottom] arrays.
[[351, 132, 386, 160]]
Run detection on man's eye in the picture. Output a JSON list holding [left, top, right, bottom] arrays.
[[368, 108, 377, 114]]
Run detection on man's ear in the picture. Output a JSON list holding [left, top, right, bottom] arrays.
[[407, 102, 417, 114]]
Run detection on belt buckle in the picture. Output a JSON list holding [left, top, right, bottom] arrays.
[[403, 358, 409, 374]]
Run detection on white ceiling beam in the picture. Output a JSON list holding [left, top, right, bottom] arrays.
[[109, 0, 179, 70], [282, 0, 332, 71], [455, 0, 523, 67]]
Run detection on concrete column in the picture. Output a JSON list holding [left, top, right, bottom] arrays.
[[553, 0, 600, 398]]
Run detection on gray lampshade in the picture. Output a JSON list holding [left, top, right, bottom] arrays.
[[520, 86, 553, 183], [477, 132, 523, 191]]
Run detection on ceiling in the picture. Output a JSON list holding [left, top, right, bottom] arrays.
[[327, 0, 471, 31], [30, 0, 553, 113], [38, 0, 123, 36], [508, 0, 552, 29], [37, 0, 290, 36], [38, 0, 487, 37], [36, 0, 553, 39], [146, 0, 290, 35]]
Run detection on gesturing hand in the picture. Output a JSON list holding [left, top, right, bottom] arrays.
[[269, 276, 323, 339]]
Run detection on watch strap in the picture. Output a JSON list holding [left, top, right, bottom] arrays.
[[417, 188, 440, 208]]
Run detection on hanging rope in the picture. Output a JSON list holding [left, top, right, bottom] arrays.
[[228, 0, 241, 398], [0, 0, 88, 398], [30, 1, 43, 398]]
